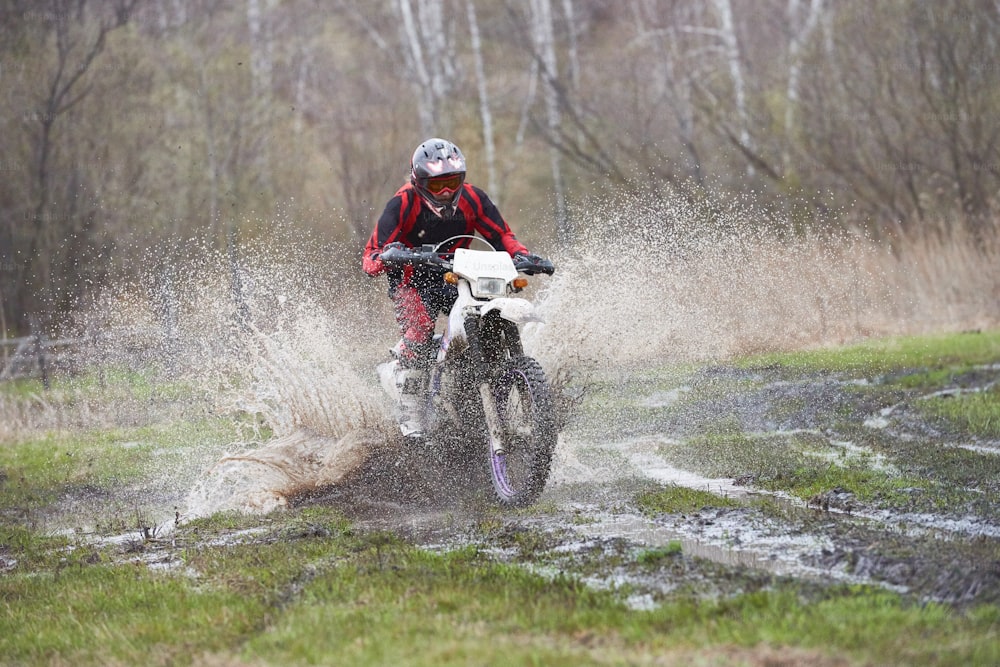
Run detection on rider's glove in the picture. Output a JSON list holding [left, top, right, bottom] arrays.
[[514, 252, 555, 275], [514, 252, 542, 264], [375, 241, 409, 270], [363, 251, 386, 276]]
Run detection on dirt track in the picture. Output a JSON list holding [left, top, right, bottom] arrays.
[[301, 361, 1000, 608]]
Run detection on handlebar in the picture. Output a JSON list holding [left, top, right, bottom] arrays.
[[514, 254, 555, 276], [379, 242, 555, 276], [378, 243, 452, 268]]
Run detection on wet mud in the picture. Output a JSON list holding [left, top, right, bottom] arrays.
[[291, 360, 1000, 609], [16, 199, 1000, 624]]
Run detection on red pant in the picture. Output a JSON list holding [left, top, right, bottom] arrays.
[[391, 284, 458, 362]]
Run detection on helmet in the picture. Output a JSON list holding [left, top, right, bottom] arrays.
[[410, 138, 466, 214]]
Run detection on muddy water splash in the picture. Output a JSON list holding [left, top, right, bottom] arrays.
[[518, 194, 1000, 542], [76, 197, 1000, 520], [523, 194, 1000, 375], [182, 311, 395, 518], [76, 233, 398, 519], [183, 257, 398, 518]]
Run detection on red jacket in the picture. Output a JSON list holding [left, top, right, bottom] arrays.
[[363, 183, 528, 283]]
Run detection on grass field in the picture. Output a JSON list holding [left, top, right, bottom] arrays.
[[2, 331, 1000, 666]]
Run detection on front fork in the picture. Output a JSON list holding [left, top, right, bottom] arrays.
[[478, 382, 506, 457], [465, 313, 520, 457]]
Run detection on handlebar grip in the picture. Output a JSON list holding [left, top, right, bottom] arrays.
[[514, 255, 556, 276], [378, 246, 412, 266], [379, 245, 452, 269]]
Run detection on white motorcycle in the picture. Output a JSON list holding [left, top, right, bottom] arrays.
[[376, 236, 557, 507]]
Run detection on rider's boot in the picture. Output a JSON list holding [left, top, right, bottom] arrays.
[[394, 364, 427, 439]]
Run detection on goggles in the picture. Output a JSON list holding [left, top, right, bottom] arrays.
[[424, 173, 464, 195]]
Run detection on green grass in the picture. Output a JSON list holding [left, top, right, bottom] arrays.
[[635, 541, 684, 564], [661, 420, 807, 481], [761, 463, 922, 506], [920, 385, 1000, 438], [636, 483, 741, 515], [0, 524, 74, 570], [246, 528, 1000, 666], [3, 331, 1000, 665], [5, 517, 994, 666], [0, 366, 200, 405], [0, 418, 240, 525], [3, 563, 266, 664], [739, 330, 1000, 376], [657, 423, 941, 509], [1, 508, 353, 666], [1, 429, 153, 502]]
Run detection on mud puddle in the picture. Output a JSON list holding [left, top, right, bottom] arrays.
[[288, 359, 1000, 608], [35, 357, 1000, 610]]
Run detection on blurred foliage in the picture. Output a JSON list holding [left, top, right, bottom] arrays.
[[2, 0, 998, 333]]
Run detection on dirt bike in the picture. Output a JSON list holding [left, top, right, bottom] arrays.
[[376, 236, 557, 508]]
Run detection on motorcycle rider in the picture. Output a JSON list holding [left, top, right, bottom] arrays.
[[363, 137, 547, 438]]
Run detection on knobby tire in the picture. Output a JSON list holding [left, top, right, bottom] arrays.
[[486, 355, 557, 508]]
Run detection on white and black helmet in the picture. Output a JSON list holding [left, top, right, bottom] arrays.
[[410, 138, 466, 213]]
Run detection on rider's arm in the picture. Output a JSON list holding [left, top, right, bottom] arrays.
[[363, 195, 407, 276], [467, 186, 529, 257]]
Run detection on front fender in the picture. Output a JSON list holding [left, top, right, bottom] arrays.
[[480, 297, 543, 324]]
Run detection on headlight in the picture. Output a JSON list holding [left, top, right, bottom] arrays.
[[476, 277, 507, 297]]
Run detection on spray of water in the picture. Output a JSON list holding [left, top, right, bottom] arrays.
[[181, 311, 395, 518], [518, 192, 1000, 497], [22, 195, 996, 519], [57, 231, 399, 518], [524, 193, 1000, 376]]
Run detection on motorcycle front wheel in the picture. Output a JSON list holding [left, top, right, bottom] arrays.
[[486, 355, 557, 508]]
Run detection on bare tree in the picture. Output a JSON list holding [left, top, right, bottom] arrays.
[[467, 0, 498, 195], [530, 0, 570, 245], [395, 0, 460, 136], [711, 0, 755, 177], [15, 0, 137, 330], [626, 1, 709, 191], [2, 0, 997, 334], [797, 0, 1000, 232]]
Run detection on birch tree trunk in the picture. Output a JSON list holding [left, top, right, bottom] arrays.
[[246, 0, 275, 186], [293, 55, 309, 136], [397, 0, 435, 134], [246, 0, 270, 97], [784, 0, 824, 171], [247, 0, 280, 94], [531, 0, 570, 246], [396, 0, 457, 137], [199, 66, 220, 233], [467, 0, 497, 195], [711, 0, 754, 177], [497, 54, 538, 198], [560, 0, 583, 147]]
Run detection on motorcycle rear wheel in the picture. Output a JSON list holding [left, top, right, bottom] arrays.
[[486, 355, 557, 507]]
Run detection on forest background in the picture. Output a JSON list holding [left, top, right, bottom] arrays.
[[1, 0, 998, 336]]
